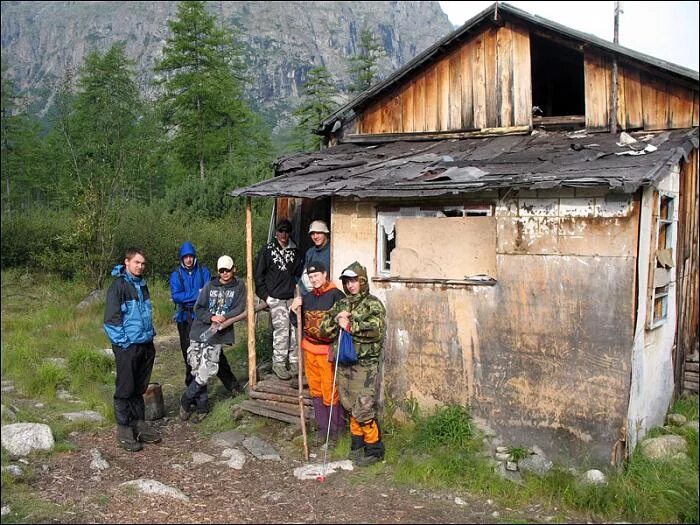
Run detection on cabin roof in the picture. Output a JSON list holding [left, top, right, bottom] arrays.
[[319, 2, 699, 134], [229, 128, 698, 199]]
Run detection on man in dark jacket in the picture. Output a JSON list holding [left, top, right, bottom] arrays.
[[253, 219, 303, 380], [179, 255, 246, 423], [169, 241, 241, 394], [104, 247, 162, 452]]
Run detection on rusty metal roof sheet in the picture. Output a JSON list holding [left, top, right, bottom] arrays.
[[229, 128, 699, 199]]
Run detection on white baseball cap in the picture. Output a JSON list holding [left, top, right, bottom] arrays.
[[217, 255, 234, 271], [308, 220, 330, 234], [340, 268, 358, 279]]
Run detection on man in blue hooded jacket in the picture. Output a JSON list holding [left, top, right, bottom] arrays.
[[104, 247, 162, 452], [169, 241, 242, 394]]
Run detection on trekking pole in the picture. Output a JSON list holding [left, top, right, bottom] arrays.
[[318, 329, 342, 482], [295, 286, 309, 461]]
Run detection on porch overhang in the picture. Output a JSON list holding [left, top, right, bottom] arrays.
[[229, 128, 698, 199]]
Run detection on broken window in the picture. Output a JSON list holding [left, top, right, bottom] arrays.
[[530, 34, 585, 123], [648, 193, 676, 329], [376, 204, 494, 280]]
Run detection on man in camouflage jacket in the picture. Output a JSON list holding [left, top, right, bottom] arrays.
[[320, 261, 386, 466]]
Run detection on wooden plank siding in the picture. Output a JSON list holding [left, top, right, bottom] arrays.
[[677, 149, 700, 394], [585, 53, 697, 131], [357, 23, 532, 134], [357, 23, 697, 135]]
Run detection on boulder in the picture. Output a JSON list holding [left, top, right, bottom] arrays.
[[76, 289, 103, 311], [639, 434, 687, 459], [1, 423, 54, 456], [518, 454, 553, 476], [581, 469, 607, 485], [666, 413, 687, 426], [89, 448, 110, 471]]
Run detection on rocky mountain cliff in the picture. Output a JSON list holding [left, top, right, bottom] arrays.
[[1, 1, 453, 133]]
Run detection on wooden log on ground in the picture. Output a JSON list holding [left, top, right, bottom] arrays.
[[254, 380, 311, 399], [240, 400, 313, 423], [245, 399, 315, 418], [249, 390, 313, 407]]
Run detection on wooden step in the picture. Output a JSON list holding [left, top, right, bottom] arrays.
[[240, 399, 313, 424], [249, 390, 313, 406]]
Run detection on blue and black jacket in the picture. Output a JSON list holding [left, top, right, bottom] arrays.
[[104, 264, 155, 348], [168, 241, 211, 323]]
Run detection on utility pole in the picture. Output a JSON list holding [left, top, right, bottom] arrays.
[[610, 1, 622, 134]]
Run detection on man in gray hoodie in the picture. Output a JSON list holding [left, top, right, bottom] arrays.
[[179, 255, 246, 423]]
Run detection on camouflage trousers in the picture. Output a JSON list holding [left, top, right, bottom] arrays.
[[337, 360, 380, 424], [267, 297, 298, 365], [186, 341, 222, 386]]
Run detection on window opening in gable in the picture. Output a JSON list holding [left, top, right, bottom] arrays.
[[530, 34, 585, 127]]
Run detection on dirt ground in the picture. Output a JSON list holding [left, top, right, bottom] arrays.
[[33, 414, 581, 525], [17, 331, 589, 524]]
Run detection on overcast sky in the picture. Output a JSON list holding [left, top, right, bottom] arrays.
[[438, 1, 699, 71]]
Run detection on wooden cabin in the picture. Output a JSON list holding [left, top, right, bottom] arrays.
[[232, 3, 699, 464]]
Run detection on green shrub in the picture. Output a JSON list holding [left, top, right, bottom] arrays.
[[67, 346, 114, 385], [0, 209, 78, 278], [25, 363, 68, 398], [413, 403, 475, 450]]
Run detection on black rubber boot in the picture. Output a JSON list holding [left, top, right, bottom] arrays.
[[356, 440, 385, 467], [349, 434, 365, 462], [133, 420, 162, 443], [117, 424, 142, 452]]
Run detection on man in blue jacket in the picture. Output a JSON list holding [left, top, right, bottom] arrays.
[[169, 241, 241, 395], [104, 247, 161, 452]]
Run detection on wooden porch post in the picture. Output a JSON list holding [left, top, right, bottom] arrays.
[[246, 196, 257, 389]]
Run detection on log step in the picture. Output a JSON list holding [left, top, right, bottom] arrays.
[[240, 399, 313, 424], [249, 390, 313, 407]]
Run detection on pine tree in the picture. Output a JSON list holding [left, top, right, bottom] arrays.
[[1, 63, 46, 212], [292, 66, 339, 151], [53, 44, 146, 287], [348, 28, 385, 94], [154, 0, 253, 180]]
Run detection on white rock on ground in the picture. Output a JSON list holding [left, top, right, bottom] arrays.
[[120, 479, 189, 501], [1, 506, 10, 516], [582, 469, 607, 485], [191, 452, 214, 465], [293, 460, 354, 480], [62, 411, 105, 422], [89, 448, 109, 471], [2, 465, 23, 476], [242, 436, 281, 461], [666, 413, 687, 426], [219, 448, 246, 470], [1, 423, 54, 456]]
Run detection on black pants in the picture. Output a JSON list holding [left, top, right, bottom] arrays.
[[177, 319, 239, 391], [113, 342, 155, 427]]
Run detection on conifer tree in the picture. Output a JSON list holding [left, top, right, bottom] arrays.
[[53, 44, 145, 287], [348, 28, 385, 94], [154, 0, 253, 180], [292, 66, 339, 151]]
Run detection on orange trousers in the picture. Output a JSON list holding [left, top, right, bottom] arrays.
[[350, 416, 380, 444], [304, 350, 339, 406]]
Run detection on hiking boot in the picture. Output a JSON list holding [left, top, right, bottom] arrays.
[[133, 420, 162, 444], [348, 447, 364, 462], [272, 362, 292, 380], [179, 404, 193, 422], [288, 361, 299, 377], [191, 412, 208, 424], [116, 425, 142, 452], [354, 453, 383, 467]]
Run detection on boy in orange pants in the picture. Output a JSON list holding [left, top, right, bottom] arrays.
[[290, 262, 346, 441]]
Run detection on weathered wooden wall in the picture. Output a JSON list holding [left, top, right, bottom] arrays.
[[585, 56, 699, 131], [335, 190, 639, 463], [357, 22, 532, 134], [677, 149, 699, 394], [353, 19, 698, 135]]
